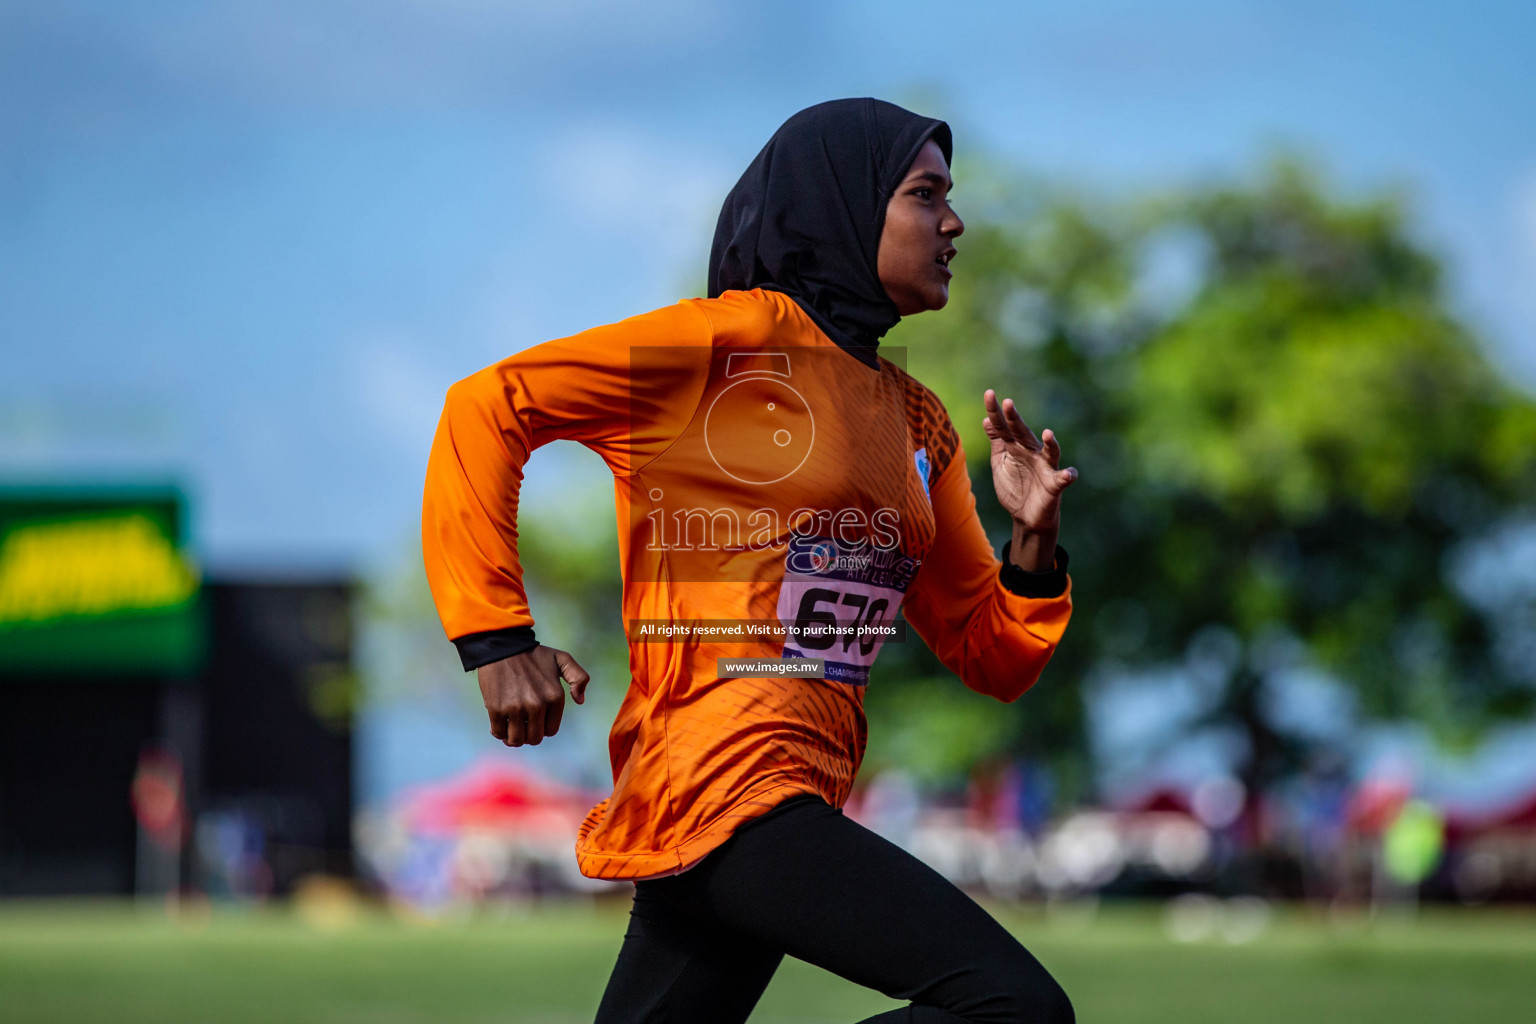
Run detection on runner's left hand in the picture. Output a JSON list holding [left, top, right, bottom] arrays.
[[982, 388, 1077, 535]]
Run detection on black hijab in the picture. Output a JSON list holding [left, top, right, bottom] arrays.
[[708, 98, 953, 369]]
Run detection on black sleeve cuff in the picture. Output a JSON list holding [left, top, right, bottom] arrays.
[[998, 541, 1070, 599], [452, 625, 539, 672]]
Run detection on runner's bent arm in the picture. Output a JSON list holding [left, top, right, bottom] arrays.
[[421, 301, 714, 670], [901, 437, 1072, 703]]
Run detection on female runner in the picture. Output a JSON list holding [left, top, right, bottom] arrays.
[[422, 97, 1078, 1023]]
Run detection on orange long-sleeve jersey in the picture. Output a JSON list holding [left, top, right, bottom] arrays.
[[422, 287, 1072, 880]]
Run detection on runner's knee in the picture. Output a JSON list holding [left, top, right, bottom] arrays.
[[1032, 972, 1074, 1024], [958, 959, 1073, 1024]]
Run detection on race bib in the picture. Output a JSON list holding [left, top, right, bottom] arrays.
[[775, 535, 919, 685]]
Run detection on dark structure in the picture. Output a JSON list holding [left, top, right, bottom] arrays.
[[0, 579, 356, 897]]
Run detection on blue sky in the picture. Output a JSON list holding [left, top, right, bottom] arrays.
[[4, 0, 1534, 574]]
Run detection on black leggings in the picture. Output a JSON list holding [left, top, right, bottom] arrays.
[[594, 794, 1074, 1024]]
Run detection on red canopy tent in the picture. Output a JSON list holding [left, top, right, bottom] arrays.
[[1444, 789, 1536, 844], [401, 760, 598, 840]]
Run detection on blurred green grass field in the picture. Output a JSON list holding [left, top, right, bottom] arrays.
[[2, 898, 1534, 1023]]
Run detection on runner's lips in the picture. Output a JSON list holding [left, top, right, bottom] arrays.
[[936, 248, 955, 279]]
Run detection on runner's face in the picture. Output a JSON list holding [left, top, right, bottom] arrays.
[[877, 139, 964, 316]]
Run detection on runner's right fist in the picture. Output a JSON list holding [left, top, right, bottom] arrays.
[[477, 646, 590, 747]]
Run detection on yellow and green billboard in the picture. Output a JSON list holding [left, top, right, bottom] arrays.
[[0, 488, 206, 675]]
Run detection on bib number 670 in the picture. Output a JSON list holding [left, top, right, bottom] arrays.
[[792, 587, 891, 657]]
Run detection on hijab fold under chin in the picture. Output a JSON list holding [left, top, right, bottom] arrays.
[[708, 98, 952, 369]]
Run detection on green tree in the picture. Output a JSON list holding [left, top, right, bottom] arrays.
[[873, 158, 1536, 802]]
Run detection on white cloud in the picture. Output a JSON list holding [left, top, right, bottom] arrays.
[[353, 333, 450, 453], [548, 123, 730, 243], [1517, 173, 1536, 314]]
